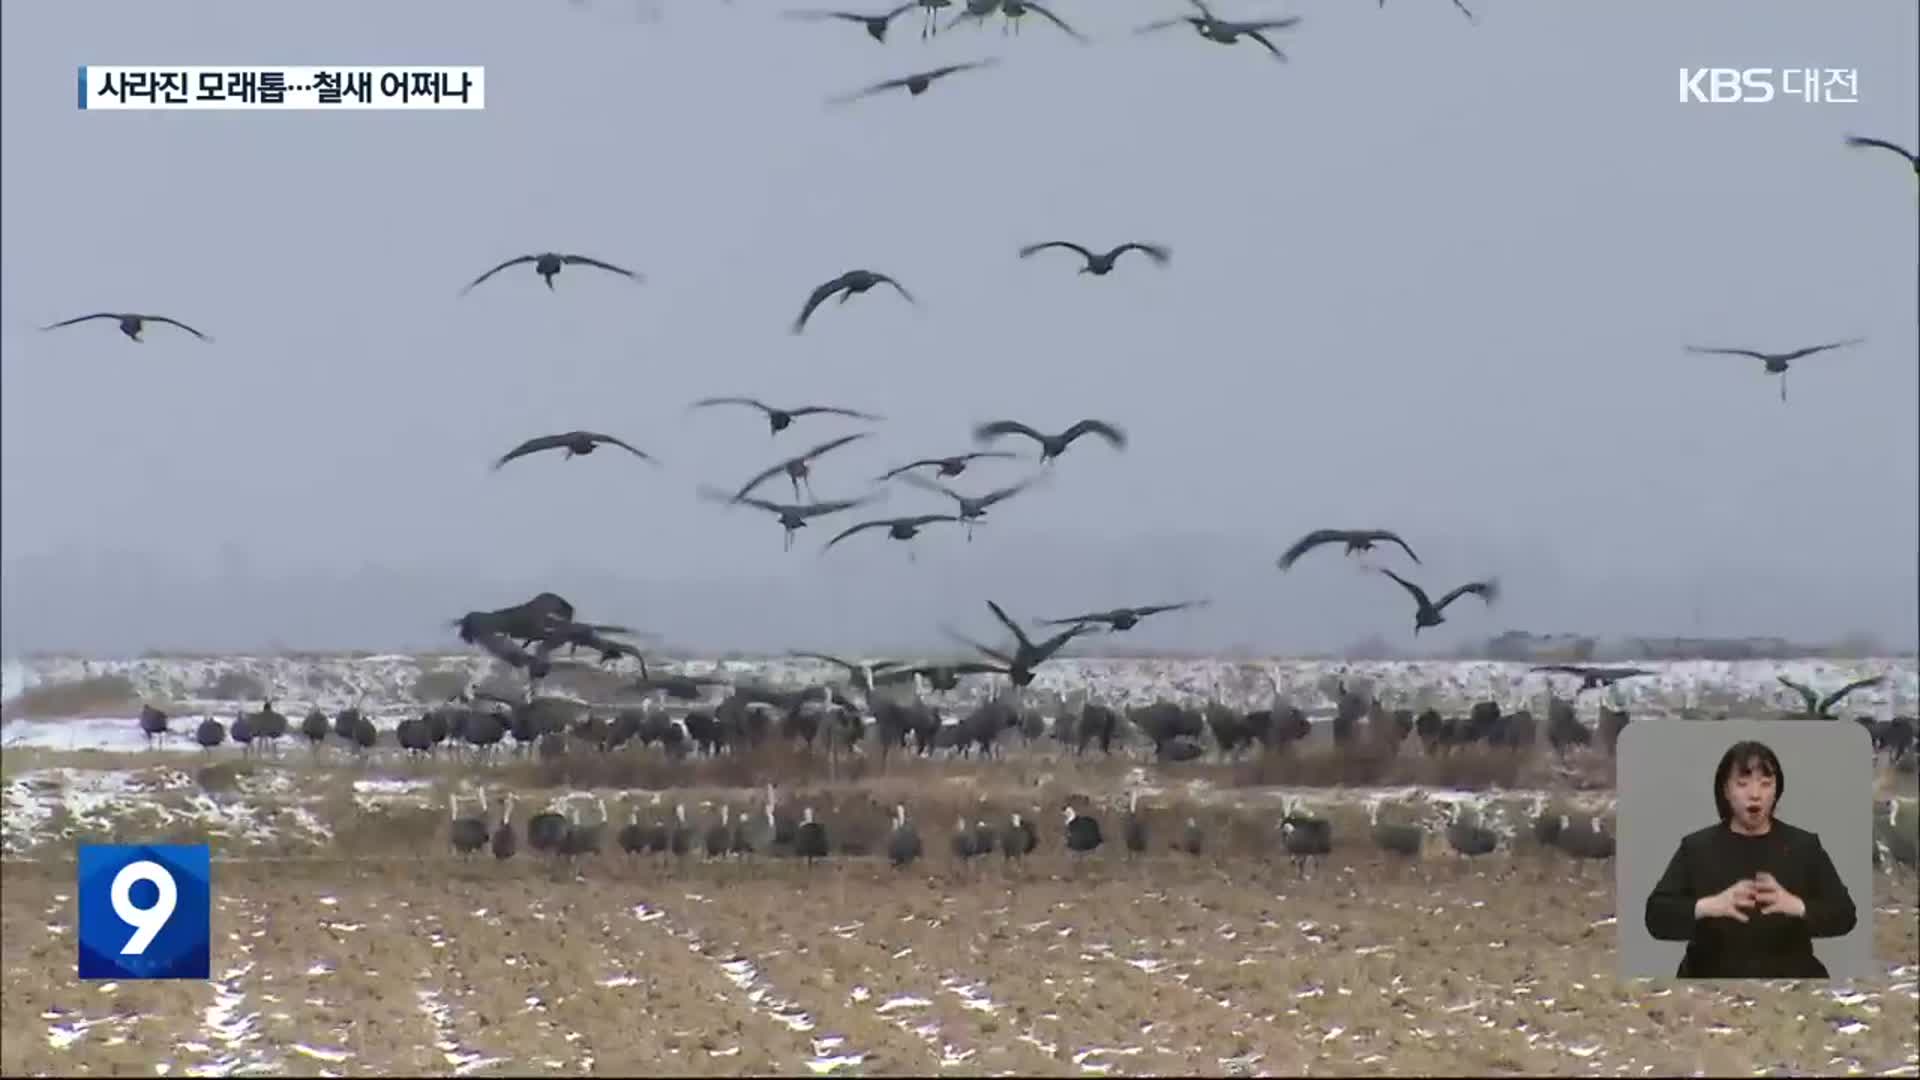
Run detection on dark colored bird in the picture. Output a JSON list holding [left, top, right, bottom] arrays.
[[796, 807, 831, 864], [698, 486, 873, 551], [826, 60, 999, 108], [887, 804, 924, 868], [494, 430, 657, 470], [900, 472, 1039, 540], [449, 792, 490, 857], [452, 592, 576, 648], [1683, 338, 1865, 402], [1123, 792, 1148, 858], [1776, 674, 1885, 719], [873, 660, 1006, 692], [790, 651, 908, 696], [972, 418, 1127, 463], [1444, 803, 1498, 859], [1844, 134, 1919, 175], [943, 0, 1001, 31], [1276, 528, 1421, 570], [138, 705, 170, 747], [1018, 241, 1170, 275], [946, 599, 1091, 687], [690, 396, 883, 436], [822, 513, 962, 555], [1135, 0, 1301, 60], [782, 3, 916, 42], [1531, 664, 1655, 692], [1001, 812, 1038, 862], [734, 433, 871, 502], [791, 270, 917, 334], [1175, 817, 1206, 857], [460, 252, 641, 294], [1375, 568, 1498, 634], [40, 312, 212, 343], [876, 452, 1016, 482], [470, 630, 553, 681], [1278, 801, 1333, 873], [1379, 0, 1474, 24], [492, 794, 518, 860], [1064, 805, 1103, 855], [1038, 601, 1205, 633], [994, 0, 1086, 40]]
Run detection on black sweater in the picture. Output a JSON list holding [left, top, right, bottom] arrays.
[[1643, 819, 1857, 978]]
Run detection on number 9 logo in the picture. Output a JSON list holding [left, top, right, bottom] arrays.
[[110, 859, 178, 955]]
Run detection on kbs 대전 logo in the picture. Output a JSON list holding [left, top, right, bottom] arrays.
[[77, 844, 212, 980], [1678, 68, 1860, 104]]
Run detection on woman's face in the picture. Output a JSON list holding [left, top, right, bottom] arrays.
[[1725, 763, 1777, 832]]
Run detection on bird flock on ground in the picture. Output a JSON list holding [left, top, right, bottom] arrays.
[[34, 3, 1918, 870]]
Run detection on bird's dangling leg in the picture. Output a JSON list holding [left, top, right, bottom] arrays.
[[783, 530, 794, 553], [1779, 372, 1788, 403]]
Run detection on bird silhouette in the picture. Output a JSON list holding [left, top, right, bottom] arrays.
[[876, 451, 1016, 482], [1037, 601, 1206, 632], [460, 252, 641, 294], [946, 600, 1092, 686], [1531, 665, 1654, 692], [1683, 338, 1865, 402], [995, 0, 1086, 40], [782, 3, 916, 41], [973, 418, 1126, 463], [789, 652, 909, 696], [791, 270, 917, 333], [943, 0, 1001, 30], [691, 396, 883, 436], [1277, 528, 1421, 570], [40, 312, 212, 342], [1375, 568, 1498, 634], [494, 431, 657, 470], [900, 472, 1039, 540], [1135, 1, 1301, 60], [1018, 241, 1170, 275], [822, 514, 963, 556], [826, 60, 1000, 107], [698, 486, 874, 551], [1776, 674, 1885, 718], [734, 433, 872, 502], [1844, 134, 1919, 176]]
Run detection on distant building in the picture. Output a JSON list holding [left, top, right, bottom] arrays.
[[1483, 631, 1597, 663]]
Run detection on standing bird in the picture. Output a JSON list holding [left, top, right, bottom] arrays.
[[735, 433, 872, 502], [900, 473, 1039, 541], [698, 486, 873, 552], [1064, 805, 1104, 857], [40, 312, 212, 343], [690, 396, 883, 436], [972, 418, 1127, 464], [1374, 568, 1498, 634], [1135, 2, 1301, 60], [1683, 338, 1865, 402], [493, 430, 657, 470], [1278, 800, 1333, 874], [782, 3, 916, 42], [823, 513, 962, 557], [791, 270, 918, 333], [888, 804, 923, 868], [1123, 792, 1148, 859], [1776, 674, 1885, 719], [1844, 134, 1919, 177], [1276, 528, 1422, 570], [449, 791, 490, 857], [460, 252, 641, 294], [796, 807, 831, 865], [1018, 241, 1170, 276], [877, 451, 1015, 483], [1037, 601, 1205, 633], [138, 705, 171, 748], [491, 793, 518, 860], [825, 60, 999, 108], [1002, 812, 1038, 863]]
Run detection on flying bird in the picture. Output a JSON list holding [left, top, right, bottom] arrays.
[[791, 270, 917, 334], [1776, 674, 1886, 719], [734, 432, 872, 502], [1276, 528, 1421, 570], [782, 3, 916, 41], [1379, 0, 1475, 24], [690, 396, 883, 435], [994, 0, 1086, 40], [493, 430, 657, 470], [943, 0, 1001, 30], [1531, 664, 1655, 692], [873, 660, 1005, 691], [822, 513, 963, 557], [1683, 338, 1865, 402], [973, 418, 1127, 463], [789, 652, 909, 696], [1375, 568, 1498, 634], [1018, 241, 1170, 275], [40, 312, 212, 343], [460, 252, 642, 294], [1135, 1, 1301, 60], [1038, 601, 1206, 632], [826, 60, 999, 107], [945, 600, 1091, 687], [697, 485, 874, 551], [876, 452, 1015, 482], [900, 473, 1039, 540], [1844, 134, 1919, 176]]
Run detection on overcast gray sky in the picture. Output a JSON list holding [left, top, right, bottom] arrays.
[[2, 0, 1915, 656]]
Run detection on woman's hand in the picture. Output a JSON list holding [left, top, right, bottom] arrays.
[[1696, 878, 1757, 922], [1753, 872, 1806, 918]]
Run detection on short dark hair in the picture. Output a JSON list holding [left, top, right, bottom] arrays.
[[1713, 740, 1784, 821]]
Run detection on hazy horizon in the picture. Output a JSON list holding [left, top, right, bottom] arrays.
[[3, 1, 1916, 659]]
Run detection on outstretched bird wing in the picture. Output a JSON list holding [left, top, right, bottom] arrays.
[[1235, 15, 1301, 30], [1133, 15, 1194, 33], [923, 60, 1000, 82], [559, 253, 643, 281], [792, 275, 849, 333], [826, 75, 917, 106], [1776, 675, 1820, 713], [1238, 27, 1288, 59], [584, 432, 658, 463], [1433, 578, 1498, 612], [821, 518, 894, 549], [461, 254, 540, 295], [1030, 623, 1091, 663], [791, 652, 908, 677], [1038, 610, 1121, 628], [1130, 600, 1205, 618], [1685, 345, 1773, 362], [39, 312, 122, 332], [877, 458, 946, 481], [1532, 664, 1596, 678], [942, 625, 1019, 668], [1019, 2, 1087, 41], [985, 599, 1037, 653], [493, 433, 573, 470], [1844, 135, 1920, 167], [900, 471, 965, 504], [789, 404, 884, 421], [691, 396, 773, 414], [1778, 337, 1865, 362], [1019, 240, 1097, 263], [1060, 418, 1128, 449], [797, 431, 871, 463], [871, 272, 917, 304], [974, 419, 1048, 447], [974, 476, 1039, 508], [1109, 242, 1171, 265], [1820, 675, 1885, 716], [733, 459, 793, 501], [1276, 528, 1349, 570], [1375, 567, 1433, 610], [1359, 529, 1422, 564], [144, 315, 214, 341]]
